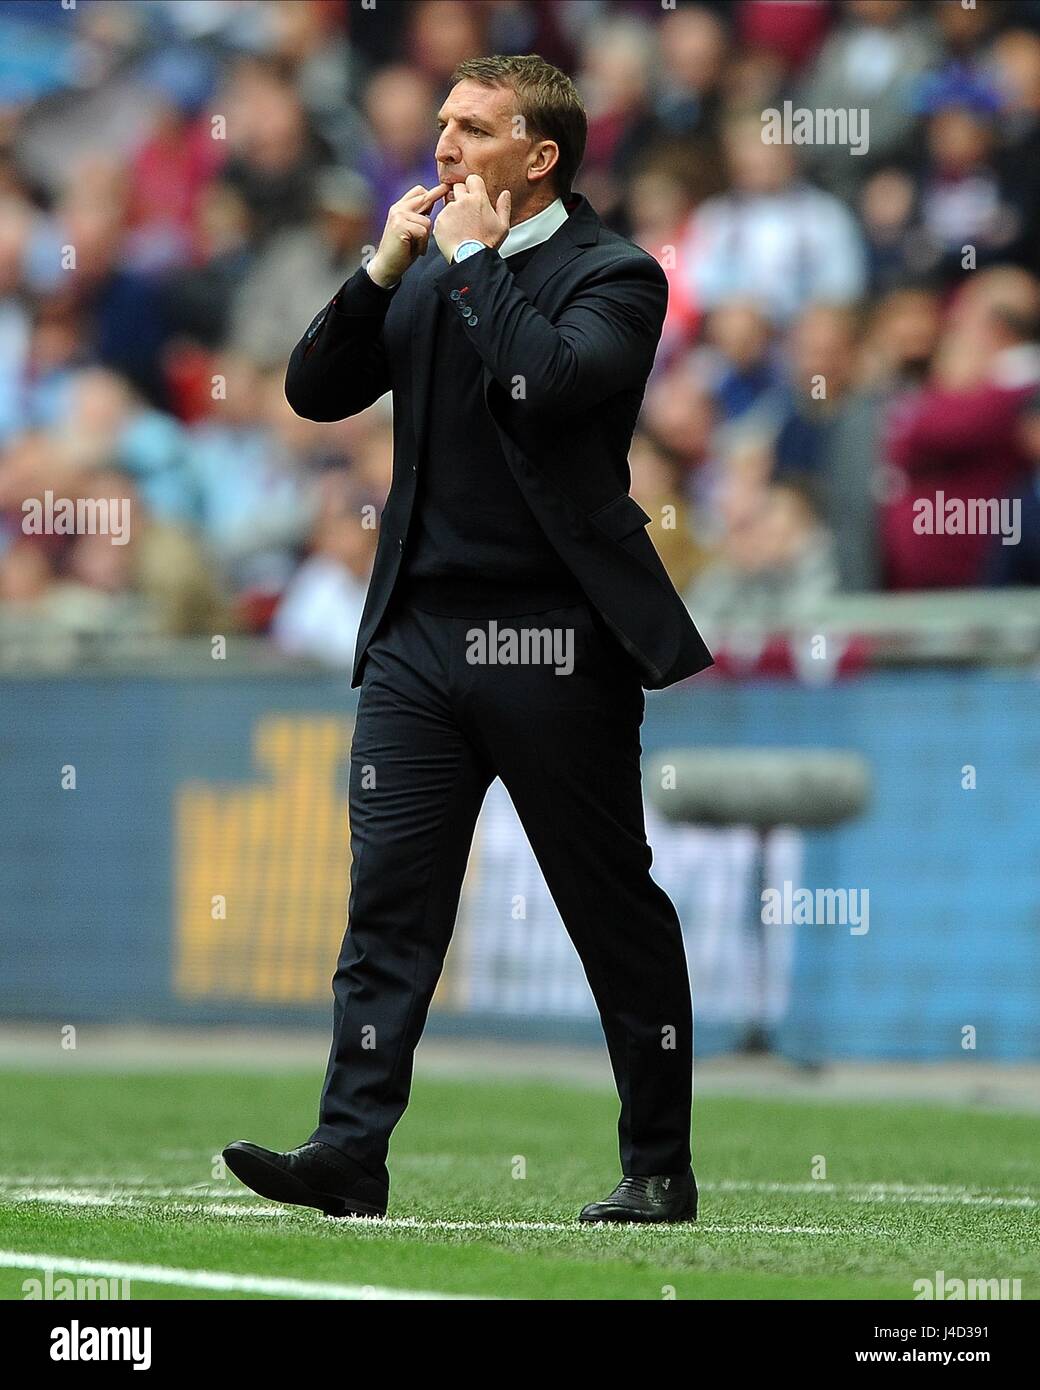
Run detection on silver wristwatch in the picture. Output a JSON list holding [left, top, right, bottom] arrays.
[[453, 240, 488, 263]]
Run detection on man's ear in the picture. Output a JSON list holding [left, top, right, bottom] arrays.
[[528, 140, 559, 187]]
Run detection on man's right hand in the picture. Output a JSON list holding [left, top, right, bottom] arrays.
[[367, 183, 449, 289]]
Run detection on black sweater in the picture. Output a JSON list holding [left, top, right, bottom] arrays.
[[398, 243, 582, 617]]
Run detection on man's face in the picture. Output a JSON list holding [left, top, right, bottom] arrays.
[[434, 79, 548, 212], [726, 120, 794, 193]]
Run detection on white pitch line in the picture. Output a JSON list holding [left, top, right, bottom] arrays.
[[8, 1177, 1030, 1224], [4, 1177, 1036, 1210], [703, 1180, 1039, 1208], [0, 1250, 481, 1301], [374, 1217, 842, 1236], [7, 1174, 1037, 1204], [1, 1188, 211, 1209], [0, 1188, 840, 1234], [0, 1191, 293, 1218]]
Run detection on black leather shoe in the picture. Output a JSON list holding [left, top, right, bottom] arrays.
[[222, 1140, 388, 1218], [579, 1168, 698, 1223]]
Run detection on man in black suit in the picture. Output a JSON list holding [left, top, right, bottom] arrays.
[[224, 54, 712, 1224]]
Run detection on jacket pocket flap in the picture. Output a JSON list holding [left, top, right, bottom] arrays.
[[588, 493, 653, 542]]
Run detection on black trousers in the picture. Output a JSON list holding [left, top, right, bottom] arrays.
[[310, 599, 693, 1188]]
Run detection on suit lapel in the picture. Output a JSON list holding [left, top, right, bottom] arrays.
[[409, 194, 600, 449]]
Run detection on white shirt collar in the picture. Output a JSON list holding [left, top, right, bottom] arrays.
[[499, 197, 568, 258]]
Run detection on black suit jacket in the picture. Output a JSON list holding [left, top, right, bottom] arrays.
[[284, 192, 713, 689]]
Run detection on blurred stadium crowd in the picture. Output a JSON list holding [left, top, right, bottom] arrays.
[[2, 0, 1040, 668]]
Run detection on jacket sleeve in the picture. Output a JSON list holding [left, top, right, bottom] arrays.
[[433, 247, 668, 414], [283, 265, 398, 422]]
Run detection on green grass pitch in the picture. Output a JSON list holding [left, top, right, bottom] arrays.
[[0, 1067, 1036, 1300]]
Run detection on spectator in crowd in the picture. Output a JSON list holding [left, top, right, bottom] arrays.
[[43, 161, 172, 408], [2, 456, 225, 641], [820, 288, 943, 592], [652, 4, 729, 140], [576, 15, 659, 224], [123, 46, 223, 274], [735, 0, 831, 75], [912, 77, 1020, 287], [163, 179, 254, 349], [0, 537, 52, 611], [0, 197, 33, 443], [53, 368, 196, 527], [340, 402, 394, 514], [355, 65, 439, 220], [625, 148, 708, 363], [229, 168, 375, 371], [685, 112, 867, 324], [263, 0, 366, 165], [0, 431, 60, 562], [773, 303, 861, 483], [858, 166, 927, 294], [881, 267, 1040, 589], [188, 355, 316, 610], [931, 0, 1003, 71], [987, 387, 1040, 585], [219, 55, 333, 246], [796, 0, 940, 200], [986, 27, 1040, 276], [77, 464, 228, 636], [696, 298, 782, 426], [628, 429, 713, 593], [24, 299, 89, 433], [859, 286, 944, 394], [272, 502, 377, 668], [44, 526, 149, 640], [686, 477, 838, 639], [640, 364, 719, 517], [407, 0, 487, 83]]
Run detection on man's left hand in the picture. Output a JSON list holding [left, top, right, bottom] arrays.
[[434, 175, 511, 263]]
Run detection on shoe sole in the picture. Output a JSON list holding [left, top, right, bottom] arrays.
[[222, 1145, 385, 1220]]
